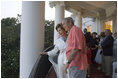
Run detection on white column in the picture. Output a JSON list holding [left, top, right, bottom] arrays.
[[101, 20, 104, 32], [115, 15, 117, 32], [112, 14, 117, 33], [54, 3, 65, 44], [20, 1, 45, 78], [96, 17, 99, 33], [96, 12, 102, 34], [75, 12, 82, 29], [98, 20, 103, 34]]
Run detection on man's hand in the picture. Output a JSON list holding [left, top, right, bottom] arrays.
[[64, 63, 69, 74]]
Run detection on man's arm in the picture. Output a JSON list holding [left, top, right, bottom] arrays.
[[64, 49, 80, 74], [67, 49, 80, 63]]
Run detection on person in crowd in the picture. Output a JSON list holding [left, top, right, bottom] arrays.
[[96, 34, 100, 43], [95, 32, 105, 70], [83, 28, 92, 44], [62, 17, 88, 78], [112, 33, 117, 78], [91, 32, 99, 64], [86, 43, 91, 78], [101, 29, 114, 77], [40, 23, 68, 78], [113, 32, 117, 39]]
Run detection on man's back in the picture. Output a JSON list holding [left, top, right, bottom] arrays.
[[66, 25, 88, 70], [101, 35, 114, 56]]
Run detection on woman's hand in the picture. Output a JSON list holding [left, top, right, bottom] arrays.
[[64, 63, 69, 74], [40, 52, 48, 55]]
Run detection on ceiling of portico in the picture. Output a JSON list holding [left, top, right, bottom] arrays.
[[64, 1, 116, 19], [84, 1, 116, 9]]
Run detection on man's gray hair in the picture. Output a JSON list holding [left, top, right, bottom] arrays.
[[63, 17, 74, 25]]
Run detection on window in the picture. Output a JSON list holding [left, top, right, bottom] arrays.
[[104, 20, 112, 32], [88, 25, 92, 32]]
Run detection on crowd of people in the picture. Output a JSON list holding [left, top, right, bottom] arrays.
[[40, 17, 117, 78], [84, 28, 117, 78]]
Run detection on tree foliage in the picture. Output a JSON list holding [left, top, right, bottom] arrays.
[[1, 16, 54, 77], [44, 20, 54, 49], [1, 16, 21, 78]]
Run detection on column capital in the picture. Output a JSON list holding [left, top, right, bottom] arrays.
[[49, 1, 65, 8]]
